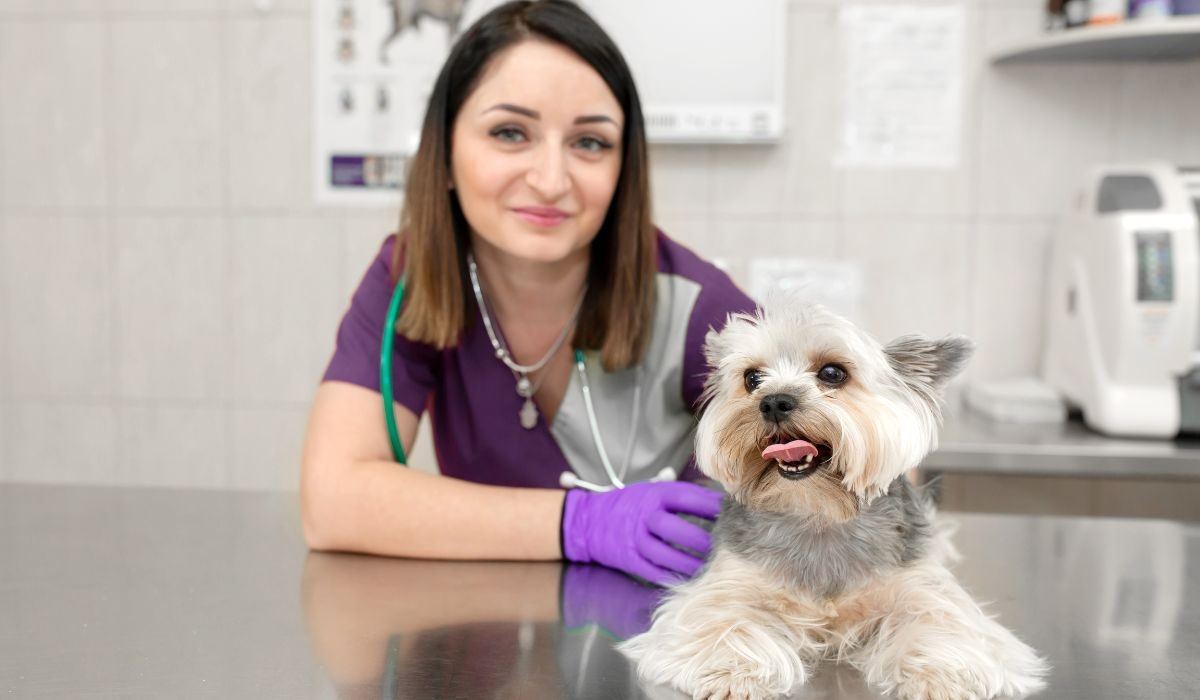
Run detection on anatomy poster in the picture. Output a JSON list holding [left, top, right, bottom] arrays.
[[313, 0, 470, 205]]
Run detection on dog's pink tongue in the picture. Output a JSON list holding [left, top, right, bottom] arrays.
[[762, 440, 818, 462]]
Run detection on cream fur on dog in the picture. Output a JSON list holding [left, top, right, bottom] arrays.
[[621, 300, 1048, 700]]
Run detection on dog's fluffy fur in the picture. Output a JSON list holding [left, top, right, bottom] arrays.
[[621, 301, 1048, 699]]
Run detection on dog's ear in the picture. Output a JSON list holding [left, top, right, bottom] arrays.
[[704, 311, 757, 369], [884, 334, 974, 392], [703, 326, 729, 370]]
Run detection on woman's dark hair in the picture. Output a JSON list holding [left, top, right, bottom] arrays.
[[394, 0, 655, 371]]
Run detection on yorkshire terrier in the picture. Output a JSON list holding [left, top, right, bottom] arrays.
[[621, 300, 1048, 699]]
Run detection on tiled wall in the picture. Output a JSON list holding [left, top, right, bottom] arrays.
[[2, 0, 1198, 491]]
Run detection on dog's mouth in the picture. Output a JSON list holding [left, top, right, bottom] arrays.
[[762, 439, 833, 481]]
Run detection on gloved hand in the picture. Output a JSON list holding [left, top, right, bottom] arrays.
[[560, 481, 724, 586]]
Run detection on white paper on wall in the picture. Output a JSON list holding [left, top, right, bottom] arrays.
[[836, 5, 964, 169]]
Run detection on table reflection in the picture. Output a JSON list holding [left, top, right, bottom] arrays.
[[301, 554, 666, 699], [300, 514, 1198, 700]]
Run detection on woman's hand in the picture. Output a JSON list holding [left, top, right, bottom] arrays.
[[560, 481, 724, 586]]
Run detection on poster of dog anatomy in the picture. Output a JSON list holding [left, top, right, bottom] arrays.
[[313, 0, 785, 205], [313, 0, 471, 205]]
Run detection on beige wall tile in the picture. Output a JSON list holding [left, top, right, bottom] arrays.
[[0, 217, 7, 402], [226, 14, 314, 211], [4, 216, 113, 400], [5, 402, 119, 484], [117, 403, 228, 488], [114, 216, 227, 400], [976, 8, 1116, 218], [229, 216, 344, 402], [109, 18, 225, 209], [648, 145, 712, 219], [0, 403, 8, 479], [107, 0, 224, 12], [711, 145, 789, 217], [230, 404, 307, 491], [969, 220, 1054, 381], [781, 5, 842, 217], [0, 21, 108, 210], [844, 219, 971, 342], [225, 0, 311, 13], [0, 1, 100, 14], [1113, 62, 1200, 165], [342, 210, 399, 302]]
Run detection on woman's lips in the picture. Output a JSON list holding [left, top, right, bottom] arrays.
[[513, 207, 569, 227]]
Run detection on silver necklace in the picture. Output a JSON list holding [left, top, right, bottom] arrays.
[[467, 252, 587, 429]]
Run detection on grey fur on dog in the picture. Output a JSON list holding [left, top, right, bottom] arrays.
[[715, 477, 933, 599]]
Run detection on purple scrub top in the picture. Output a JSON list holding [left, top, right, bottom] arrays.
[[322, 230, 756, 488]]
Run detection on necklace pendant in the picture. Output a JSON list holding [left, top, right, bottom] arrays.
[[516, 375, 533, 397], [520, 398, 538, 429]]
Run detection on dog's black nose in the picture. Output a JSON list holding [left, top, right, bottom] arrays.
[[759, 394, 797, 423]]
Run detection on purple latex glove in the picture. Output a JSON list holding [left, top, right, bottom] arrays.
[[560, 481, 724, 586], [561, 563, 664, 639]]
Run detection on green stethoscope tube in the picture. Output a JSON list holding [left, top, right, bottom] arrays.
[[381, 278, 407, 464], [380, 278, 659, 488]]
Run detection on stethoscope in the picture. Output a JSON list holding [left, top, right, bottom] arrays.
[[380, 277, 676, 491]]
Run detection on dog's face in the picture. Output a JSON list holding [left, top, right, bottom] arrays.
[[696, 301, 972, 522]]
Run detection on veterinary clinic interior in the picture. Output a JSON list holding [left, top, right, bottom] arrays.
[[3, 0, 1200, 698]]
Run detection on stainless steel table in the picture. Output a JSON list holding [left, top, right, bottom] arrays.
[[924, 407, 1200, 480], [3, 483, 1199, 699]]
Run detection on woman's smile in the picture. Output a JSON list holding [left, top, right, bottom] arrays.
[[513, 205, 571, 227]]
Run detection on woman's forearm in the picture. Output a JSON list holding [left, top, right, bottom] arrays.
[[301, 459, 567, 560]]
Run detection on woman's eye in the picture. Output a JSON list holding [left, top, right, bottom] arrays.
[[490, 126, 526, 143], [817, 364, 849, 385], [575, 135, 612, 153], [743, 369, 765, 392]]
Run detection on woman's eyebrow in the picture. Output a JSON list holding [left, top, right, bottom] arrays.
[[484, 103, 539, 118], [483, 103, 619, 126]]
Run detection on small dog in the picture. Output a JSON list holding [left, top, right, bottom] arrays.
[[621, 301, 1048, 699]]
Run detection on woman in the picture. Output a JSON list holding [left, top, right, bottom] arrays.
[[301, 0, 755, 586]]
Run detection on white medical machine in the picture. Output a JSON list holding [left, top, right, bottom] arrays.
[[1042, 162, 1200, 438]]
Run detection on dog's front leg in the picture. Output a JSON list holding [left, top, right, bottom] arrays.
[[621, 551, 826, 700], [846, 562, 1048, 700]]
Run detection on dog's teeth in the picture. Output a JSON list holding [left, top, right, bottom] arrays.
[[804, 454, 813, 464]]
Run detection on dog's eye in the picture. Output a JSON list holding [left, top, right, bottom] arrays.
[[817, 364, 849, 385], [743, 368, 765, 392]]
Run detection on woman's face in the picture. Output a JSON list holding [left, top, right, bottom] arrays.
[[450, 39, 624, 267]]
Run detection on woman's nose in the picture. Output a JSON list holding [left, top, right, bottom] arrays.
[[525, 143, 570, 200]]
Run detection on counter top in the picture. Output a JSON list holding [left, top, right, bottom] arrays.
[[923, 406, 1200, 479], [3, 483, 1199, 699]]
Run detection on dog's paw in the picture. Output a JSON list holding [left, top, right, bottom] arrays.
[[895, 665, 989, 700], [894, 661, 1045, 700], [690, 667, 800, 700]]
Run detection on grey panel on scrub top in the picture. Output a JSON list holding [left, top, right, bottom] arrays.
[[551, 273, 702, 488]]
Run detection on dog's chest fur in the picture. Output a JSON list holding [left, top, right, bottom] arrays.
[[713, 478, 933, 599]]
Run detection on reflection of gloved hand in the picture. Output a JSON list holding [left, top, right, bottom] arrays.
[[560, 563, 663, 640], [560, 481, 723, 586]]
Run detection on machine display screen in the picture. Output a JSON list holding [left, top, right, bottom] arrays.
[[1135, 231, 1173, 302]]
